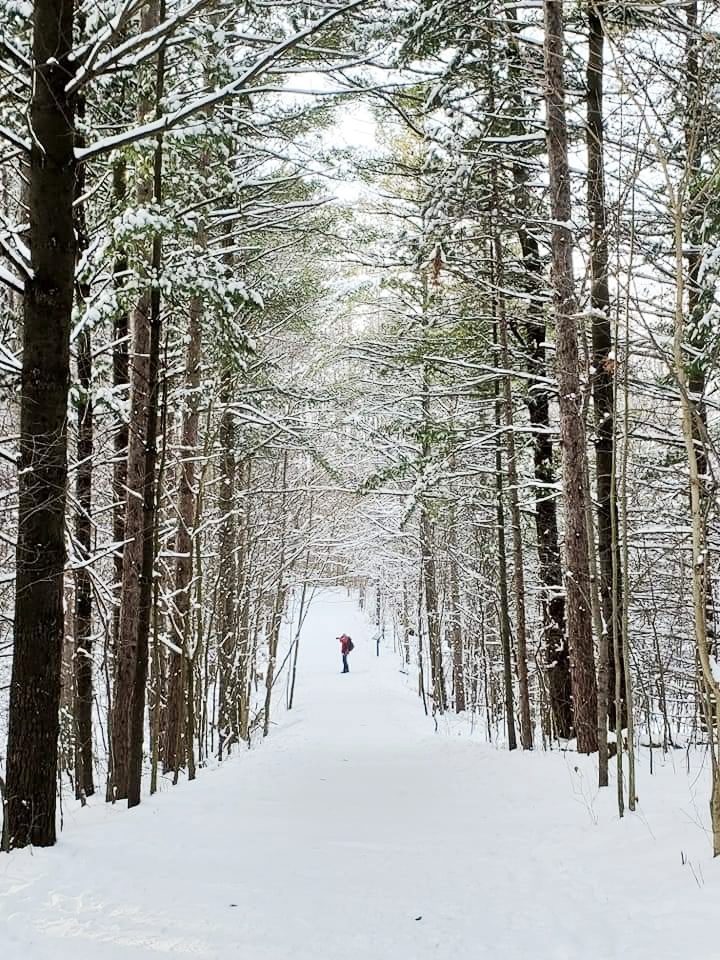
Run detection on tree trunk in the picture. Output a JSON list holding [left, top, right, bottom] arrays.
[[420, 505, 446, 713], [493, 217, 532, 749], [521, 232, 573, 741], [263, 452, 289, 738], [110, 0, 164, 805], [112, 156, 130, 662], [236, 459, 253, 744], [447, 520, 466, 713], [494, 345, 518, 751], [73, 332, 94, 799], [164, 294, 202, 773], [216, 401, 237, 759], [544, 0, 598, 753], [587, 1, 625, 744], [73, 80, 95, 801], [677, 0, 719, 853], [419, 321, 446, 713], [505, 6, 573, 743], [2, 0, 76, 850]]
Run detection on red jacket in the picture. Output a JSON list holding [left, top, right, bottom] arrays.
[[339, 634, 352, 655]]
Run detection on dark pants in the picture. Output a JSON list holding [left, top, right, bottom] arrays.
[[342, 654, 349, 673]]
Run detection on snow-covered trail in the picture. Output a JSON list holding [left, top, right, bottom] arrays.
[[1, 589, 719, 959]]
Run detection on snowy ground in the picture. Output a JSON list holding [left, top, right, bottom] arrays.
[[1, 588, 719, 959]]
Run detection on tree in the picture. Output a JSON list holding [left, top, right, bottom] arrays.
[[2, 0, 77, 850], [543, 0, 598, 754], [586, 0, 625, 785]]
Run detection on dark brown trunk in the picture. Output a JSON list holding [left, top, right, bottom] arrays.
[[492, 216, 532, 749], [420, 506, 446, 713], [544, 0, 598, 753], [127, 213, 163, 808], [263, 452, 289, 737], [110, 288, 151, 801], [112, 156, 129, 663], [505, 3, 573, 741], [587, 2, 625, 742], [165, 296, 202, 772], [493, 330, 517, 751], [2, 0, 76, 850], [110, 0, 164, 805], [73, 325, 94, 799], [73, 78, 95, 802], [419, 344, 446, 713], [447, 522, 466, 713], [217, 401, 237, 760], [236, 459, 253, 744], [521, 233, 574, 740]]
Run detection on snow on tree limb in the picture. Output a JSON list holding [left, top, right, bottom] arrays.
[[0, 221, 31, 279], [0, 33, 30, 71], [0, 262, 24, 294], [76, 0, 372, 162], [0, 123, 30, 153], [67, 0, 212, 95]]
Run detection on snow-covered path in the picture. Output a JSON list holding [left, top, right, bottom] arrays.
[[1, 589, 719, 959]]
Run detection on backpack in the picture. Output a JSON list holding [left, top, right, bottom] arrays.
[[347, 638, 354, 652]]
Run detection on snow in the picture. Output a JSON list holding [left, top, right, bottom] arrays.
[[710, 655, 720, 686], [1, 588, 720, 959]]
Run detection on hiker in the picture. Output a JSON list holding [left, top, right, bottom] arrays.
[[338, 633, 354, 673]]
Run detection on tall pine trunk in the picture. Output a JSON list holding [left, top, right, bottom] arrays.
[[73, 78, 95, 802], [112, 156, 130, 661], [521, 231, 573, 740], [420, 506, 445, 713], [447, 518, 466, 713], [216, 401, 237, 759], [493, 325, 517, 751], [587, 2, 625, 763], [544, 0, 598, 753], [2, 0, 76, 850], [492, 212, 532, 749], [263, 452, 289, 737], [73, 324, 94, 800], [165, 296, 202, 772], [504, 7, 573, 741], [110, 0, 164, 805]]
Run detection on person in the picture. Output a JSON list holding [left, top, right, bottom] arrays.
[[337, 633, 353, 673]]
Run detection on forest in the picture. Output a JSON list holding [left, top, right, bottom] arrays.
[[1, 0, 720, 879]]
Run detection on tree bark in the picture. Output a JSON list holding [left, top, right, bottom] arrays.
[[71, 76, 95, 801], [544, 0, 598, 753], [420, 505, 446, 713], [493, 217, 532, 749], [520, 230, 573, 741], [73, 324, 94, 800], [587, 1, 625, 747], [164, 296, 202, 773], [679, 0, 719, 852], [216, 401, 237, 759], [505, 8, 573, 741], [110, 0, 164, 805], [447, 519, 466, 713], [494, 334, 518, 751], [418, 290, 446, 713], [263, 452, 289, 737], [112, 156, 130, 663], [2, 0, 76, 850]]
